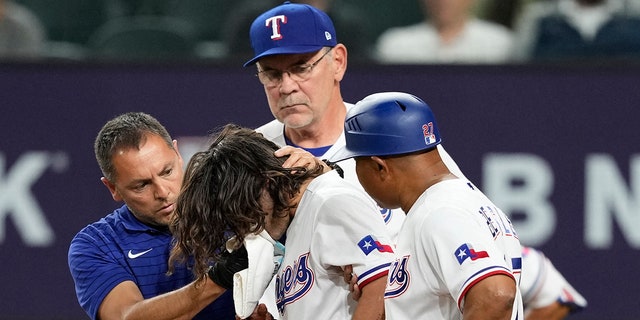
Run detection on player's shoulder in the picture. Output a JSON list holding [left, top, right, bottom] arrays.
[[307, 172, 375, 207], [414, 181, 489, 224], [255, 119, 282, 136], [309, 171, 356, 194], [255, 120, 286, 146], [425, 178, 477, 201]]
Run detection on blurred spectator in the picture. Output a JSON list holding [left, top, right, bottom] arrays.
[[476, 0, 531, 29], [0, 0, 46, 59], [219, 0, 278, 63], [222, 0, 374, 64], [374, 0, 513, 64], [512, 0, 640, 62]]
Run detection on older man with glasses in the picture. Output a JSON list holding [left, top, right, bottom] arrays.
[[244, 0, 466, 241], [241, 2, 464, 318], [243, 3, 586, 320]]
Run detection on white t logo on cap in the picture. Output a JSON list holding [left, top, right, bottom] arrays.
[[265, 15, 287, 40], [325, 31, 332, 41]]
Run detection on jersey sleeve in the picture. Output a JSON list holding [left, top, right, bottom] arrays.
[[311, 189, 394, 288], [421, 207, 517, 311], [68, 228, 135, 320], [520, 247, 587, 311]]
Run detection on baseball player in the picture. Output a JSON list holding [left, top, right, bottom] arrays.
[[169, 124, 394, 320], [332, 92, 524, 319]]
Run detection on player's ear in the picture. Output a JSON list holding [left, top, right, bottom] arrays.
[[370, 156, 390, 179], [172, 139, 184, 167], [101, 177, 122, 202], [332, 44, 347, 81]]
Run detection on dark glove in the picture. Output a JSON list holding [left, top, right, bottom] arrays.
[[208, 245, 249, 289]]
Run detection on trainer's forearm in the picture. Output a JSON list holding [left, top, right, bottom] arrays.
[[122, 278, 226, 320]]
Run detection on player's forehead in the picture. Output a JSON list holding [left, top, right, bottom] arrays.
[[112, 135, 178, 180], [257, 51, 321, 70]]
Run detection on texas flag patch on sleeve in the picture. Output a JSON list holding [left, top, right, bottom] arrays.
[[358, 235, 394, 255], [455, 243, 489, 265]]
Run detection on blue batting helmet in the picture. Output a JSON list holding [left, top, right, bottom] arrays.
[[331, 92, 441, 162]]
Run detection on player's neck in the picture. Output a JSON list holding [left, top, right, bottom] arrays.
[[400, 154, 456, 213], [288, 178, 314, 218], [421, 157, 456, 188]]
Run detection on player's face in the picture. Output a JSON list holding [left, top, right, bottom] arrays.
[[257, 47, 341, 130], [102, 133, 184, 228], [260, 189, 290, 241]]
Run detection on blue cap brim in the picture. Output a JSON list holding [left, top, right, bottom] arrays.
[[243, 45, 326, 67]]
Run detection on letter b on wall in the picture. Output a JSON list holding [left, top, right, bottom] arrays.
[[483, 153, 556, 246]]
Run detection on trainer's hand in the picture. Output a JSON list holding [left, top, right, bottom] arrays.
[[208, 246, 249, 289], [343, 265, 361, 301], [275, 146, 326, 172], [236, 303, 274, 320]]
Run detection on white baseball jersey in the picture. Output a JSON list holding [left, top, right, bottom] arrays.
[[273, 170, 394, 319], [256, 102, 468, 319], [520, 246, 587, 311], [256, 102, 466, 243], [385, 178, 524, 320]]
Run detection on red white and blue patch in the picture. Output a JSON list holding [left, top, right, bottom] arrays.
[[455, 243, 489, 265], [358, 235, 394, 255]]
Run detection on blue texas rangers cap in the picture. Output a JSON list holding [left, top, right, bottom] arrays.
[[243, 1, 337, 67]]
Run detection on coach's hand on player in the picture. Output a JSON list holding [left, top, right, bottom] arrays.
[[344, 265, 362, 301], [207, 245, 249, 289], [236, 303, 274, 320], [275, 146, 327, 173]]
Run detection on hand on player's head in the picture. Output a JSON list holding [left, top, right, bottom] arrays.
[[343, 265, 361, 301], [275, 146, 325, 173]]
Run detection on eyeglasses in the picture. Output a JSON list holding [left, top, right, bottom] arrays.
[[256, 48, 333, 87]]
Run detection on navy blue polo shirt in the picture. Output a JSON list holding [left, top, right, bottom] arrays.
[[68, 204, 234, 319]]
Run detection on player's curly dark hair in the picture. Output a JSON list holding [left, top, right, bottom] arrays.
[[168, 124, 324, 281]]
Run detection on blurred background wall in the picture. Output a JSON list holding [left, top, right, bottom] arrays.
[[1, 0, 639, 319]]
